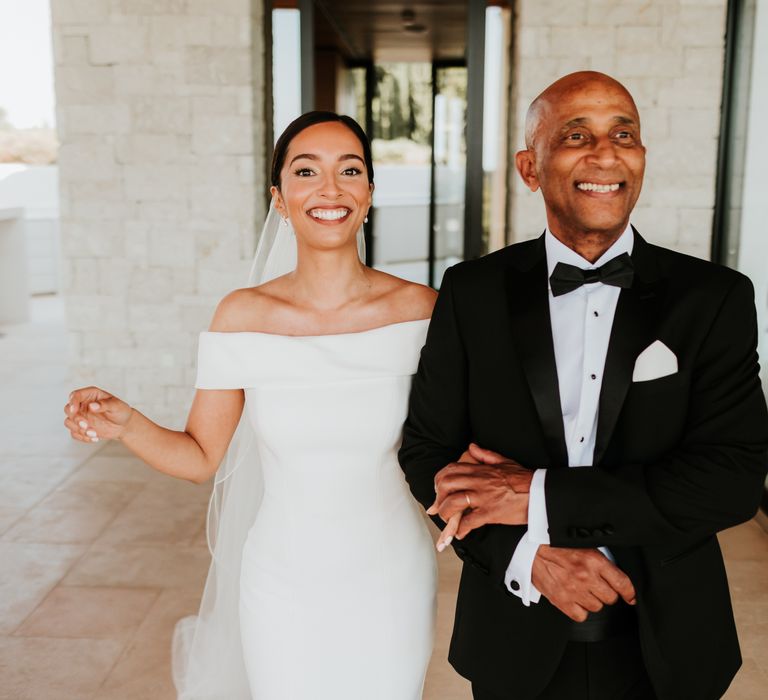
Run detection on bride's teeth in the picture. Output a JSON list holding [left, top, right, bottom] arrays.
[[577, 182, 620, 193], [309, 208, 350, 221]]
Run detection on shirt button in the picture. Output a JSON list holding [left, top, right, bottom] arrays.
[[579, 436, 585, 443], [593, 310, 599, 317], [590, 373, 597, 380]]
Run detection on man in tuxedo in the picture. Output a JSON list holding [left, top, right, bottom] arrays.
[[399, 71, 768, 700]]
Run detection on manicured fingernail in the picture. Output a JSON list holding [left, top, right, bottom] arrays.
[[89, 402, 100, 410], [78, 421, 88, 429], [86, 429, 97, 438], [436, 542, 446, 552], [90, 437, 99, 443]]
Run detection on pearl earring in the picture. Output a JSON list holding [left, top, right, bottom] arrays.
[[364, 216, 369, 224]]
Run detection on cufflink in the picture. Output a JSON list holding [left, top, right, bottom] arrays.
[[509, 580, 521, 591]]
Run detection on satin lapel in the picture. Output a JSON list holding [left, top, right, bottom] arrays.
[[594, 232, 663, 465], [506, 239, 569, 469]]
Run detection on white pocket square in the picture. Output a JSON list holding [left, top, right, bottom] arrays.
[[632, 340, 678, 382]]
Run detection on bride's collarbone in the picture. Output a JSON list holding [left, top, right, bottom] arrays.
[[214, 276, 431, 336]]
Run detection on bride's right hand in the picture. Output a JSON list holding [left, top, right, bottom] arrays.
[[64, 386, 134, 443]]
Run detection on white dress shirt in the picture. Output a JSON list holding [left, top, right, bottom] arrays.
[[504, 224, 635, 604]]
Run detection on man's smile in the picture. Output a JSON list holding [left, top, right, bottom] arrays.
[[575, 181, 622, 193]]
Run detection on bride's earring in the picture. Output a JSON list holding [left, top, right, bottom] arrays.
[[281, 217, 288, 227], [364, 215, 369, 224]]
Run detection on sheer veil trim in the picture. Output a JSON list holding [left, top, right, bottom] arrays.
[[172, 203, 366, 699]]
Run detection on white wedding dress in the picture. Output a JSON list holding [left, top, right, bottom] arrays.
[[193, 318, 437, 699]]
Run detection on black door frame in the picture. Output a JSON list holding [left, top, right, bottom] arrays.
[[463, 0, 486, 263], [298, 0, 315, 113], [711, 0, 756, 266]]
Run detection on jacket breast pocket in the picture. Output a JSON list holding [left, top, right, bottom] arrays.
[[618, 373, 688, 456], [629, 370, 686, 396]]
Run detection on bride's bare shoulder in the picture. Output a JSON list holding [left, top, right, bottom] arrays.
[[208, 281, 290, 332], [370, 269, 437, 321]]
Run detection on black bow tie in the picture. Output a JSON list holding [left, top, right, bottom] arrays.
[[549, 252, 635, 297]]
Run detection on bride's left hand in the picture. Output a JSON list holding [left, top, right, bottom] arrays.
[[432, 446, 479, 552]]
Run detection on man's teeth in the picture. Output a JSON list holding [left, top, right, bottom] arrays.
[[577, 182, 620, 193], [309, 208, 350, 220]]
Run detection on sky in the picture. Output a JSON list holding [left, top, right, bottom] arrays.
[[0, 0, 56, 128]]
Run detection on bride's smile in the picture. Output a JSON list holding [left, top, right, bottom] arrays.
[[308, 206, 351, 223]]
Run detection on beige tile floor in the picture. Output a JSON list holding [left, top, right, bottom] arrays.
[[0, 297, 766, 699]]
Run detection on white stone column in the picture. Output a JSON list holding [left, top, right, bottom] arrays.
[[508, 0, 727, 259], [51, 0, 268, 426]]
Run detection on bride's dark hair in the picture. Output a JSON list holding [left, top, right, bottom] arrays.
[[271, 111, 374, 188]]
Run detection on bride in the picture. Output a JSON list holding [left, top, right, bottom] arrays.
[[64, 112, 438, 699]]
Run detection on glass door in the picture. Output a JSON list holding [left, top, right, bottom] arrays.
[[430, 65, 467, 287]]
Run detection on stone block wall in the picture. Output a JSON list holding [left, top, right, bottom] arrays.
[[51, 0, 268, 426], [508, 0, 727, 259]]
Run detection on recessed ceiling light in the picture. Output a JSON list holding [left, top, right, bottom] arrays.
[[401, 8, 427, 34]]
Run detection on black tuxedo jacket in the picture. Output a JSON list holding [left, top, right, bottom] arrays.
[[399, 232, 768, 700]]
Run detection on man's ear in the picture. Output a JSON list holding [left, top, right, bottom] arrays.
[[515, 150, 540, 193]]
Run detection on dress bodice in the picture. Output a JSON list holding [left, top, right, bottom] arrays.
[[195, 319, 429, 389], [194, 319, 430, 519]]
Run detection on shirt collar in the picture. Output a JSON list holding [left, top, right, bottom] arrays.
[[545, 223, 635, 278]]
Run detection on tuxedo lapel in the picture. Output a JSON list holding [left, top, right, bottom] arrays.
[[506, 237, 569, 469], [594, 231, 664, 465]]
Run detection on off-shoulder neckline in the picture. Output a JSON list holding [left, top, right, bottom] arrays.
[[200, 317, 430, 339]]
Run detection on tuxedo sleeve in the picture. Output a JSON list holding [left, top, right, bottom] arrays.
[[545, 274, 768, 548], [399, 266, 527, 583]]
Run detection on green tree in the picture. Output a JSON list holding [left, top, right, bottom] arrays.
[[390, 73, 405, 138]]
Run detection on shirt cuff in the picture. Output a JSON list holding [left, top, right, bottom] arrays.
[[528, 468, 550, 545], [504, 532, 542, 605]]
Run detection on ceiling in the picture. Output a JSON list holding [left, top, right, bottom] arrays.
[[313, 1, 471, 62]]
